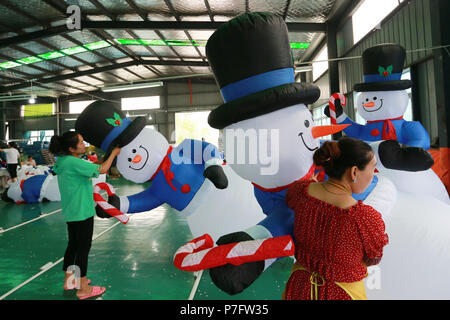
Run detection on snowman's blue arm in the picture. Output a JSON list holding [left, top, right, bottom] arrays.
[[401, 121, 430, 149], [340, 117, 367, 138], [181, 139, 223, 166], [124, 187, 164, 213]]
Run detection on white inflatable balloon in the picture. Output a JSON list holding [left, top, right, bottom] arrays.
[[377, 167, 450, 205], [116, 128, 169, 184], [182, 164, 266, 241], [356, 90, 409, 121], [366, 192, 450, 299], [224, 104, 317, 188], [371, 141, 450, 205]]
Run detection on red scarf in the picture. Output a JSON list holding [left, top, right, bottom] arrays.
[[366, 116, 403, 140], [252, 164, 316, 192], [150, 146, 177, 191]]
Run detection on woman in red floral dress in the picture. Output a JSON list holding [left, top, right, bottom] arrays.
[[284, 137, 388, 300]]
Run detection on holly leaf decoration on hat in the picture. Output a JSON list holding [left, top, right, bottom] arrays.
[[378, 65, 393, 77], [106, 112, 122, 127]]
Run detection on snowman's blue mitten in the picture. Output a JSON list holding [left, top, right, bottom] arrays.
[[203, 165, 228, 189], [209, 231, 264, 295], [378, 140, 434, 171]]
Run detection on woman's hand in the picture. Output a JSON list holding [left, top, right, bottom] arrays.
[[111, 147, 121, 156]]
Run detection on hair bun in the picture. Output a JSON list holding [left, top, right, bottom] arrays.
[[313, 141, 341, 167]]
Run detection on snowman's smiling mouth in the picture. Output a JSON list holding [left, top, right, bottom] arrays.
[[298, 132, 318, 152], [363, 99, 384, 112], [128, 145, 149, 171]]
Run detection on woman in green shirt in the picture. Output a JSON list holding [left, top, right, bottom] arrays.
[[50, 131, 120, 300]]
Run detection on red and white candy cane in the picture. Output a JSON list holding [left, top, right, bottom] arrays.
[[93, 182, 129, 224], [329, 92, 347, 124], [173, 234, 294, 272]]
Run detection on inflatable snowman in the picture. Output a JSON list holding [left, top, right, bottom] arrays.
[[1, 170, 106, 203], [326, 44, 449, 204], [330, 44, 429, 148], [204, 12, 447, 299], [17, 164, 51, 179], [75, 101, 266, 242]]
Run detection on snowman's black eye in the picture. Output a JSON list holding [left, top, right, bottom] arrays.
[[128, 158, 132, 162], [366, 98, 369, 102], [304, 120, 310, 128], [373, 97, 377, 100], [132, 149, 136, 153]]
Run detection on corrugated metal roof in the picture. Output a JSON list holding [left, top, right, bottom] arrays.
[[0, 0, 341, 97]]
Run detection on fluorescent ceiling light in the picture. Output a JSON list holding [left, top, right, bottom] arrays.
[[0, 40, 310, 71], [127, 114, 148, 117], [101, 81, 163, 92], [64, 118, 77, 121], [0, 94, 34, 102]]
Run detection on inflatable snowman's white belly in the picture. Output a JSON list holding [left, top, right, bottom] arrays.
[[377, 167, 449, 205], [366, 192, 450, 299], [180, 164, 266, 242]]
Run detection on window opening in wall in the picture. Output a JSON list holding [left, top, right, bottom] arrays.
[[175, 111, 219, 147], [312, 46, 328, 82], [5, 122, 9, 141], [352, 0, 406, 44], [312, 104, 332, 141], [69, 100, 96, 114], [21, 103, 54, 117], [121, 96, 160, 111], [26, 130, 55, 144]]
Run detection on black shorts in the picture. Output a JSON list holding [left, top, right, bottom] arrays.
[[7, 164, 18, 179]]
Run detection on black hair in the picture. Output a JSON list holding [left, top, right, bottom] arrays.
[[313, 136, 373, 179], [49, 131, 80, 156]]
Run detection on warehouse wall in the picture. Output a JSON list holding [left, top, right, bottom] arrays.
[[2, 79, 223, 144]]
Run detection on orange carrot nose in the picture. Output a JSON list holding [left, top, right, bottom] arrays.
[[132, 155, 142, 163], [363, 102, 375, 108], [311, 124, 351, 139]]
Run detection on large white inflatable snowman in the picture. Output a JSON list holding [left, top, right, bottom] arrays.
[[204, 12, 450, 299], [327, 43, 449, 204], [75, 101, 266, 242]]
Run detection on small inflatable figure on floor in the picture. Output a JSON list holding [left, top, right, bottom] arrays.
[[1, 171, 106, 204]]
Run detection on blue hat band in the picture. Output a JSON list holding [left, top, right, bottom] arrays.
[[364, 73, 402, 83], [220, 67, 295, 103], [101, 117, 132, 151]]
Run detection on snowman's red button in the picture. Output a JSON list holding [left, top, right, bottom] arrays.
[[181, 184, 191, 193], [370, 129, 380, 136]]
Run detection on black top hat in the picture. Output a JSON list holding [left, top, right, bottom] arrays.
[[354, 43, 412, 92], [75, 100, 146, 155], [206, 12, 320, 129]]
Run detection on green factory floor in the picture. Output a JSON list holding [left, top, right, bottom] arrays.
[[0, 177, 292, 300]]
